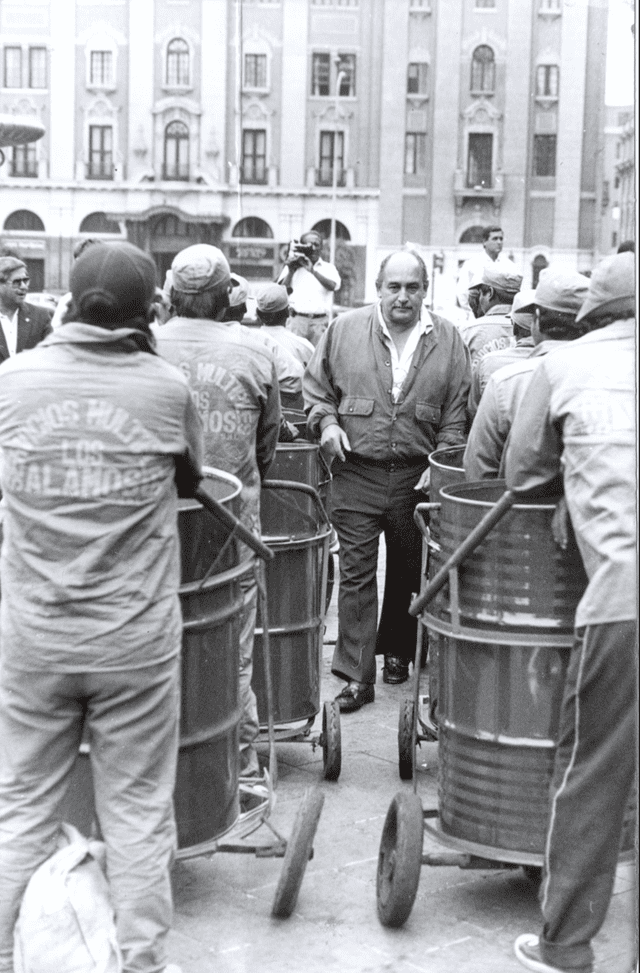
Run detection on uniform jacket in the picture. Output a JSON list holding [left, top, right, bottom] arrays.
[[0, 323, 203, 673], [459, 306, 513, 371], [467, 335, 535, 419], [0, 303, 52, 363], [504, 320, 636, 627], [304, 303, 470, 462]]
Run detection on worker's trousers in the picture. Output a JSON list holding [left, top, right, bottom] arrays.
[[0, 656, 180, 973], [539, 620, 637, 971]]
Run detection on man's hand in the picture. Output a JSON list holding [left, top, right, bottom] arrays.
[[320, 424, 351, 462], [414, 467, 431, 493], [551, 496, 570, 550]]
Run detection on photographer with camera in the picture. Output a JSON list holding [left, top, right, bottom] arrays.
[[277, 230, 340, 346]]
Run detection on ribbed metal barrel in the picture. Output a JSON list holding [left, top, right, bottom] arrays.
[[253, 475, 330, 726], [175, 467, 245, 851], [423, 480, 581, 856], [262, 441, 331, 531], [429, 444, 466, 502]]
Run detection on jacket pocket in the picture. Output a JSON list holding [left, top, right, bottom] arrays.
[[416, 401, 441, 425], [338, 397, 375, 417]]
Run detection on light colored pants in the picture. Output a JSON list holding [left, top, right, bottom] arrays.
[[0, 656, 180, 973], [239, 565, 260, 775]]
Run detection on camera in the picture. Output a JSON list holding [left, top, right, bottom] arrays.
[[287, 240, 315, 266]]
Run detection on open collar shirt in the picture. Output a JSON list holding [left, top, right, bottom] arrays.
[[376, 302, 432, 402]]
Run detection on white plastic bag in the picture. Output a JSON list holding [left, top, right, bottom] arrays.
[[14, 822, 122, 973]]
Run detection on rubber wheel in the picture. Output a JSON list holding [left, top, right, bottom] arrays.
[[377, 791, 424, 928], [324, 552, 335, 614], [322, 700, 342, 781], [398, 697, 416, 781], [271, 787, 325, 919]]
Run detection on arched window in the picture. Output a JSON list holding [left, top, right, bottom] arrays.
[[471, 45, 495, 94], [163, 121, 189, 181], [532, 254, 549, 288], [232, 217, 273, 239], [311, 219, 351, 242], [3, 210, 45, 231], [459, 225, 486, 244], [152, 214, 191, 238], [166, 38, 190, 86], [79, 212, 120, 233]]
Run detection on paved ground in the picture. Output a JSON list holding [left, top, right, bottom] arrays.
[[167, 549, 638, 973]]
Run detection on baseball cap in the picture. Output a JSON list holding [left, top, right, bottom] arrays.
[[228, 273, 249, 308], [481, 265, 523, 295], [171, 244, 230, 294], [518, 268, 590, 316], [256, 283, 289, 314], [575, 252, 635, 323], [509, 288, 536, 333], [70, 241, 157, 321]]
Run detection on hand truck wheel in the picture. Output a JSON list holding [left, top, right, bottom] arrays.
[[271, 787, 325, 919], [321, 699, 342, 781], [376, 791, 423, 928]]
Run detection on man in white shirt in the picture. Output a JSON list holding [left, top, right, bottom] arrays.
[[456, 226, 514, 316], [0, 257, 51, 362], [277, 231, 341, 346]]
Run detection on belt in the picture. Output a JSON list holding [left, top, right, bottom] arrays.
[[290, 310, 327, 319], [348, 454, 426, 470]]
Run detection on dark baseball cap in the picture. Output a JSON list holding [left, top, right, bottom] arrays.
[[70, 242, 157, 321]]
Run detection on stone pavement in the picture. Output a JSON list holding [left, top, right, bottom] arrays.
[[167, 550, 638, 973]]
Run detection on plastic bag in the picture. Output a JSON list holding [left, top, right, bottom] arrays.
[[14, 822, 122, 973]]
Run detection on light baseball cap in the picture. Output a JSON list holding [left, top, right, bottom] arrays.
[[575, 252, 635, 323], [228, 273, 249, 308], [256, 283, 289, 314], [509, 288, 536, 333], [171, 245, 230, 294], [518, 268, 590, 317]]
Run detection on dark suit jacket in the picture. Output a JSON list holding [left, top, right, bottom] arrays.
[[0, 303, 53, 363]]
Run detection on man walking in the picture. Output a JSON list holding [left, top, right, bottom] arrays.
[[456, 225, 514, 315], [0, 256, 52, 361], [0, 241, 202, 973], [304, 249, 470, 711], [278, 230, 340, 346], [505, 252, 636, 973], [155, 245, 280, 780]]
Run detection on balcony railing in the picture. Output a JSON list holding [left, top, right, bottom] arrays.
[[10, 161, 38, 177], [86, 161, 114, 180], [453, 169, 504, 212], [240, 167, 268, 185], [162, 163, 189, 181], [315, 168, 347, 188]]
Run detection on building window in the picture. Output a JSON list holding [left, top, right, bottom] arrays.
[[88, 125, 113, 179], [337, 54, 356, 96], [166, 38, 189, 86], [317, 130, 345, 186], [536, 64, 559, 98], [79, 212, 121, 234], [311, 53, 330, 96], [612, 232, 618, 248], [241, 129, 267, 184], [232, 217, 273, 238], [467, 133, 493, 188], [614, 175, 620, 189], [90, 51, 113, 87], [475, 0, 496, 7], [29, 47, 47, 88], [3, 47, 22, 88], [244, 53, 267, 89], [404, 133, 426, 175], [407, 62, 428, 95], [3, 209, 45, 231], [163, 120, 189, 180], [10, 143, 37, 177], [539, 0, 561, 11], [471, 46, 495, 93], [533, 134, 556, 176]]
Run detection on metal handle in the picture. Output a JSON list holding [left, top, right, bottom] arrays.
[[194, 486, 274, 562], [262, 479, 331, 531], [414, 502, 441, 541], [409, 489, 516, 617]]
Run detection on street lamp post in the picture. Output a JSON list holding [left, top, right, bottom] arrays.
[[329, 63, 347, 322]]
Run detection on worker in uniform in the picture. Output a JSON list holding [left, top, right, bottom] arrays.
[[304, 249, 470, 711], [505, 252, 636, 973], [0, 241, 202, 973], [155, 245, 280, 784]]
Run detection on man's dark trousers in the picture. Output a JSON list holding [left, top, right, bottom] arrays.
[[539, 620, 637, 971], [330, 455, 423, 685]]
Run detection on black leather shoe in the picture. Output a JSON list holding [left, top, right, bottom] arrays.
[[335, 681, 375, 713], [382, 655, 410, 684]]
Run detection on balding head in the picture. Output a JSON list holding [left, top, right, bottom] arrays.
[[376, 250, 428, 331]]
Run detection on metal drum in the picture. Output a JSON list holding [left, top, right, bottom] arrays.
[[252, 477, 331, 727], [62, 468, 246, 854], [262, 441, 332, 532], [428, 444, 466, 504], [175, 467, 246, 851], [424, 480, 585, 856]]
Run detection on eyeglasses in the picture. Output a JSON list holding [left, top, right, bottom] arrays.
[[8, 277, 30, 287]]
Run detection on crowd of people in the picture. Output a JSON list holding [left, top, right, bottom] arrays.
[[0, 227, 635, 973]]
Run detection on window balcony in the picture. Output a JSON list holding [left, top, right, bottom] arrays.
[[453, 168, 504, 212], [162, 163, 189, 181], [86, 162, 114, 180], [10, 160, 38, 178], [315, 168, 347, 188], [240, 167, 268, 185]]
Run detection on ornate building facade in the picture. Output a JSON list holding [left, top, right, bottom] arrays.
[[0, 0, 610, 303]]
